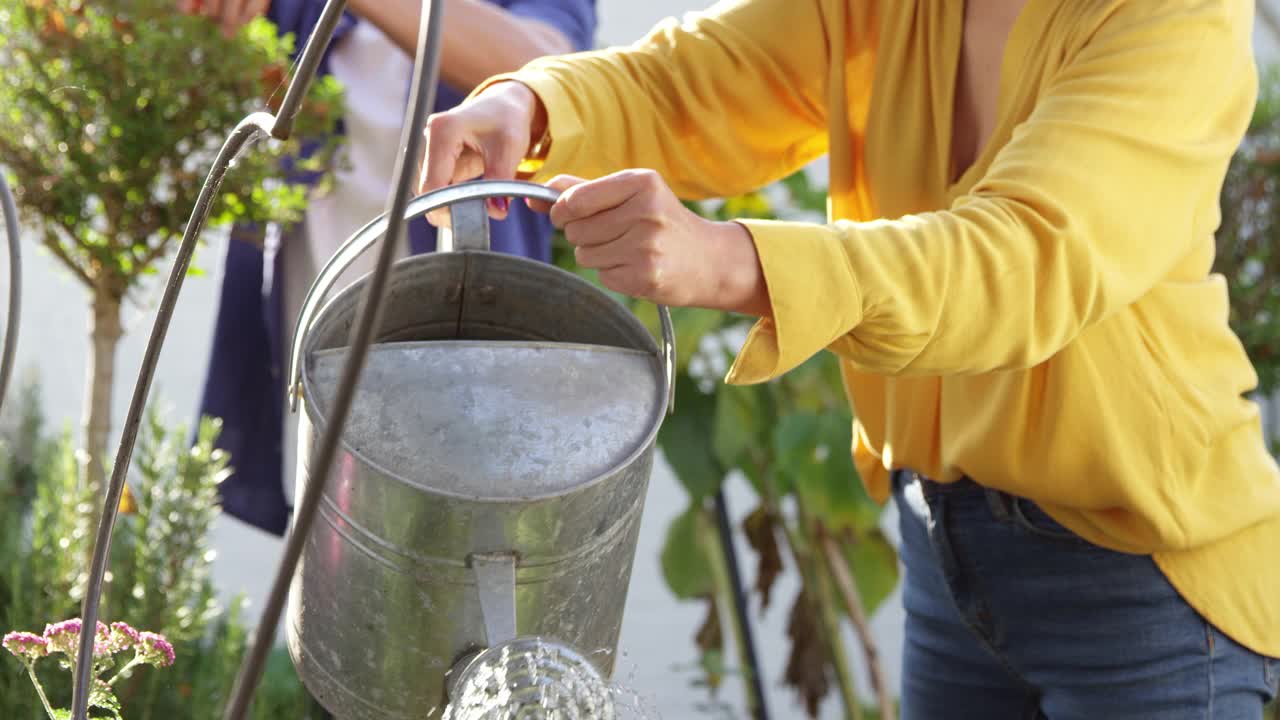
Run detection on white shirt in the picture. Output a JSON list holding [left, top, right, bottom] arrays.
[[304, 21, 415, 289], [282, 22, 413, 502]]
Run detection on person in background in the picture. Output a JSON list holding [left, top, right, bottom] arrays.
[[185, 0, 596, 536], [419, 0, 1280, 717]]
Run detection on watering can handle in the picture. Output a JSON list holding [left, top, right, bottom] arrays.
[[287, 179, 676, 415]]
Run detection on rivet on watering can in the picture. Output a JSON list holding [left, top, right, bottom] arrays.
[[446, 283, 463, 304], [477, 285, 498, 304]]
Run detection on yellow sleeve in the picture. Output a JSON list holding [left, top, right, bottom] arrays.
[[480, 0, 835, 199], [725, 1, 1258, 385]]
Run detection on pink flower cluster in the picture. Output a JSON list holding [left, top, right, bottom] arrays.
[[4, 618, 173, 667], [109, 621, 140, 652], [42, 618, 112, 658], [5, 617, 176, 719], [2, 631, 48, 663], [136, 631, 175, 668]]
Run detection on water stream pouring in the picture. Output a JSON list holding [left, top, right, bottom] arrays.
[[62, 1, 675, 718]]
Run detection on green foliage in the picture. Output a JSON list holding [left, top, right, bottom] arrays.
[[104, 409, 230, 644], [0, 375, 307, 719], [840, 529, 899, 619], [658, 374, 725, 503], [0, 0, 345, 294], [1216, 64, 1280, 394], [661, 505, 716, 601], [774, 408, 880, 536]]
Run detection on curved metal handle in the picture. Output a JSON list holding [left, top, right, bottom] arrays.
[[287, 179, 676, 414]]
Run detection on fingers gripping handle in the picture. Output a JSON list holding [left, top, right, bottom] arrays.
[[287, 179, 677, 415]]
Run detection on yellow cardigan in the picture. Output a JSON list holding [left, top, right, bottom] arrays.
[[489, 0, 1280, 656]]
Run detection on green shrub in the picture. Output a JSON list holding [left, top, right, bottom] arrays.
[[0, 374, 307, 719], [1216, 64, 1280, 397]]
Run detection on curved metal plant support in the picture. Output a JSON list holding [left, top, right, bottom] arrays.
[[0, 170, 22, 418]]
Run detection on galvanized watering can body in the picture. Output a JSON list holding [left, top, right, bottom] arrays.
[[285, 182, 673, 718]]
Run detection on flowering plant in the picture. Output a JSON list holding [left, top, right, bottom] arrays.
[[4, 618, 174, 719]]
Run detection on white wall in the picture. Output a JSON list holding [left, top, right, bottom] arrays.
[[7, 3, 1279, 719]]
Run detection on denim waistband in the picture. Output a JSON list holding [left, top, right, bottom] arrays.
[[893, 469, 1020, 524], [892, 468, 985, 494]]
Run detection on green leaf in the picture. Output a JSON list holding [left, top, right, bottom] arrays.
[[89, 681, 123, 719], [629, 303, 726, 373], [813, 412, 879, 534], [672, 307, 727, 372], [660, 504, 716, 600], [774, 410, 880, 534], [840, 529, 900, 618], [781, 351, 848, 413], [711, 382, 767, 470], [736, 452, 780, 497], [773, 411, 821, 501], [773, 412, 820, 465], [657, 374, 723, 502]]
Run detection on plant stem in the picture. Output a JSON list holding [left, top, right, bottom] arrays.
[[25, 663, 58, 720], [751, 449, 860, 718], [807, 542, 863, 720], [819, 529, 895, 720], [703, 493, 769, 720], [789, 493, 861, 720], [106, 656, 143, 687]]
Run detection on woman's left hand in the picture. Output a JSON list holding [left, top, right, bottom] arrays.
[[531, 170, 769, 315]]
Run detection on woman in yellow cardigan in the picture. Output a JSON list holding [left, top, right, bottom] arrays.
[[420, 0, 1280, 716]]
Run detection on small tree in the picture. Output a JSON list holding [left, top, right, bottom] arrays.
[[0, 0, 344, 491]]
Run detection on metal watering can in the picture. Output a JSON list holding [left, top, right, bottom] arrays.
[[284, 180, 675, 718]]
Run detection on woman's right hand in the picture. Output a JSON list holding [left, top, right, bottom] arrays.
[[417, 80, 547, 224]]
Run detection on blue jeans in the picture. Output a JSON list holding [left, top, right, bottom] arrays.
[[893, 471, 1279, 719]]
